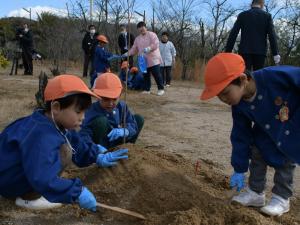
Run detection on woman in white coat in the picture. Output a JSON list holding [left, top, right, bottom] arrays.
[[159, 32, 176, 87]]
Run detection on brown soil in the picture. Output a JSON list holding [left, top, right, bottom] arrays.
[[0, 66, 299, 225]]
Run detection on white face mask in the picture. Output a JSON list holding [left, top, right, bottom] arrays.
[[24, 28, 29, 33], [90, 29, 96, 34]]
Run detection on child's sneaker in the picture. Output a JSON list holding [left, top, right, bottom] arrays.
[[260, 194, 290, 216], [16, 196, 62, 210], [157, 90, 165, 96], [142, 91, 151, 94], [232, 188, 265, 207]]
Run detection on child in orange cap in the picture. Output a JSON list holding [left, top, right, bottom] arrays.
[[200, 53, 300, 216], [128, 67, 144, 90], [0, 75, 128, 211], [79, 72, 144, 148], [91, 35, 122, 87]]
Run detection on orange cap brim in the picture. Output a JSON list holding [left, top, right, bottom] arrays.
[[200, 79, 233, 100], [93, 89, 122, 99]]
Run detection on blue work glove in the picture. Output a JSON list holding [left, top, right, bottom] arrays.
[[78, 187, 97, 212], [97, 144, 107, 154], [230, 172, 245, 192], [143, 47, 151, 54], [96, 148, 128, 167], [107, 128, 129, 142]]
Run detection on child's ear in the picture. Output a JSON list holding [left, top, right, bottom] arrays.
[[51, 101, 61, 114], [239, 73, 248, 84]]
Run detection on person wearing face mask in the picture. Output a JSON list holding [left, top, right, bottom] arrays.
[[82, 25, 99, 77], [118, 24, 135, 67], [19, 23, 33, 75]]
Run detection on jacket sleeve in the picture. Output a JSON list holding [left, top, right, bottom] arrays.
[[149, 32, 159, 51], [230, 106, 253, 173], [120, 102, 138, 138], [67, 130, 99, 168], [82, 33, 87, 52], [171, 42, 176, 57], [128, 38, 139, 56], [21, 126, 83, 204], [118, 34, 123, 49], [130, 33, 135, 47], [225, 14, 241, 52], [267, 13, 279, 56]]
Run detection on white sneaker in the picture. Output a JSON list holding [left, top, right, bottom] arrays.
[[142, 91, 151, 94], [232, 188, 265, 207], [260, 194, 290, 216], [16, 196, 62, 210], [157, 90, 165, 96], [165, 84, 170, 87]]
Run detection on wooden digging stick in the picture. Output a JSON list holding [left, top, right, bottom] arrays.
[[96, 202, 146, 220]]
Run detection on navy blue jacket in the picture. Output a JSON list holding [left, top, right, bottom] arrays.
[[92, 45, 113, 74], [0, 110, 99, 203], [231, 66, 300, 173], [80, 101, 138, 143], [225, 7, 278, 56]]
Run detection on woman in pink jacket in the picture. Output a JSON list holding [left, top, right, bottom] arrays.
[[126, 22, 165, 96]]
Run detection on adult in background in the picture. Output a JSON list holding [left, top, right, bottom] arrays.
[[82, 25, 99, 77], [18, 23, 33, 75], [125, 21, 165, 96], [225, 0, 280, 71], [118, 24, 135, 67], [159, 32, 176, 87]]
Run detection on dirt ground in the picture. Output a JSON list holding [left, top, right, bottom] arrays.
[[0, 65, 299, 225]]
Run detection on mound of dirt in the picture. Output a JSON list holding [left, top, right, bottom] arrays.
[[0, 144, 299, 225]]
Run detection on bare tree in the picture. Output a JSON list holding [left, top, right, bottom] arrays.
[[203, 0, 240, 55], [276, 0, 300, 64], [154, 0, 200, 79]]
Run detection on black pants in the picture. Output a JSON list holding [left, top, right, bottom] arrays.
[[144, 65, 164, 91], [240, 54, 266, 71], [160, 66, 172, 85], [22, 49, 33, 75], [83, 53, 94, 77]]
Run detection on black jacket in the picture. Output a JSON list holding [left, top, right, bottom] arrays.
[[82, 32, 99, 56], [118, 32, 135, 54], [19, 30, 33, 51], [225, 7, 279, 56]]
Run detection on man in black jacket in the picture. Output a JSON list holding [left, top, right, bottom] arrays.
[[118, 24, 135, 67], [18, 23, 33, 75], [225, 0, 280, 71], [82, 25, 98, 77]]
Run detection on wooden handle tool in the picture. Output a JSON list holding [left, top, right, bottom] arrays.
[[97, 202, 146, 220]]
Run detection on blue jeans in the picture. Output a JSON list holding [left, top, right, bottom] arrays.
[[143, 64, 164, 91]]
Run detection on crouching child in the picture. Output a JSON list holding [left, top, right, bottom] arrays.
[[0, 75, 128, 211], [80, 72, 144, 148]]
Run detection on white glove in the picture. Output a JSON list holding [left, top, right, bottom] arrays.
[[273, 55, 281, 64], [143, 47, 151, 54]]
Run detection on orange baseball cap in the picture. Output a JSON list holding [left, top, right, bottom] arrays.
[[200, 53, 245, 100], [93, 72, 122, 98], [44, 74, 98, 101], [121, 61, 129, 69], [97, 35, 108, 43]]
